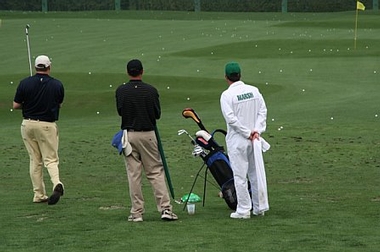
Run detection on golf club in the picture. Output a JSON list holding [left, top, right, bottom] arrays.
[[177, 129, 196, 143], [25, 24, 32, 76]]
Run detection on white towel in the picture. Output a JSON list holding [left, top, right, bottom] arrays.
[[253, 137, 269, 212], [122, 130, 132, 156]]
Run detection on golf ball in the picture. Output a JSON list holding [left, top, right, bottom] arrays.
[[88, 72, 92, 75], [187, 97, 190, 100], [96, 111, 99, 114], [167, 86, 170, 89], [10, 109, 13, 112], [10, 81, 13, 84], [109, 85, 112, 88], [375, 114, 378, 117], [331, 117, 334, 120]]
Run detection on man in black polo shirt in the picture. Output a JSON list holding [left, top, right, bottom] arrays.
[[13, 55, 64, 205], [115, 59, 178, 222]]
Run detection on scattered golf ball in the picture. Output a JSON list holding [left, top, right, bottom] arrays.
[[331, 117, 334, 120], [310, 69, 313, 72], [167, 86, 170, 89], [375, 114, 378, 117], [374, 71, 377, 74], [302, 89, 305, 92], [96, 111, 99, 114], [109, 85, 112, 88], [10, 81, 13, 84], [196, 69, 200, 72], [271, 118, 275, 121], [10, 109, 13, 112], [187, 97, 190, 100], [279, 69, 283, 73], [88, 72, 92, 75]]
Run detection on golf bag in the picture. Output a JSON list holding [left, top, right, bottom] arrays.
[[195, 130, 238, 210]]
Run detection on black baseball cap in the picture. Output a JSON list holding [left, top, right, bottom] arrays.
[[127, 59, 143, 76]]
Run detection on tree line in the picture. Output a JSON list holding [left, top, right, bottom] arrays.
[[0, 0, 374, 12]]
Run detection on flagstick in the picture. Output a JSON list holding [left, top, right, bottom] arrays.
[[354, 9, 358, 50]]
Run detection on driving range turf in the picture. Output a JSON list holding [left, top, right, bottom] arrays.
[[0, 10, 379, 252]]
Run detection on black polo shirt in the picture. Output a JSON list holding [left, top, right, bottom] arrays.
[[14, 74, 64, 122], [115, 80, 161, 131]]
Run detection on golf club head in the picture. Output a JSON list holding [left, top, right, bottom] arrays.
[[178, 129, 196, 143], [177, 129, 188, 136]]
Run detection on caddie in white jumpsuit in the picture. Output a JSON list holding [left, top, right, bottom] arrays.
[[220, 62, 268, 219]]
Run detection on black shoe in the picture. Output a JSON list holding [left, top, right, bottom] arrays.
[[48, 184, 64, 205], [161, 210, 178, 221]]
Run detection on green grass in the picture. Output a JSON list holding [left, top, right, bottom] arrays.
[[0, 10, 379, 252]]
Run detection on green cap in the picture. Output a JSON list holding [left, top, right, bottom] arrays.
[[225, 62, 241, 77]]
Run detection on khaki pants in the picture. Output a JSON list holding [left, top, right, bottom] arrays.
[[123, 131, 172, 218], [21, 119, 62, 202]]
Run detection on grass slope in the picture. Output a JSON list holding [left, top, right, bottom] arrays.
[[0, 10, 379, 252]]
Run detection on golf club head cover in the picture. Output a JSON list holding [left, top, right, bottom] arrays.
[[182, 108, 201, 123], [182, 108, 207, 131], [195, 130, 211, 141]]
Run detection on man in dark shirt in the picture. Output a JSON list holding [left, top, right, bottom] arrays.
[[115, 59, 178, 222], [13, 55, 65, 205]]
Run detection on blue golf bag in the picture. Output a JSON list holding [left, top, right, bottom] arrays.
[[202, 147, 237, 210]]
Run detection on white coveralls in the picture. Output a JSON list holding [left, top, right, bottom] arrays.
[[220, 80, 269, 215]]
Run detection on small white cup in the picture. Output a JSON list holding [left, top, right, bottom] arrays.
[[187, 203, 195, 215]]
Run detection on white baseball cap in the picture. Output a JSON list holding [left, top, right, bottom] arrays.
[[35, 55, 51, 68]]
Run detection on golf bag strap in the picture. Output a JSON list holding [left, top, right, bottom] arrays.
[[211, 129, 227, 136]]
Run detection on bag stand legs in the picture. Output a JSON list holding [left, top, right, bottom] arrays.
[[182, 163, 211, 211]]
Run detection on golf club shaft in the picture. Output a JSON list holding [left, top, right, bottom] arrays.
[[25, 24, 32, 76]]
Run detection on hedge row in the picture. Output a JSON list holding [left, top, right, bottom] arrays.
[[0, 0, 375, 12]]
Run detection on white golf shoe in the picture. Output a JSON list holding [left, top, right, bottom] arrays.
[[230, 212, 251, 219]]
